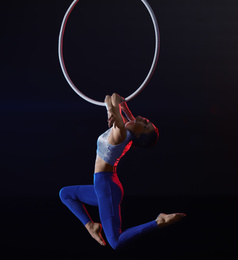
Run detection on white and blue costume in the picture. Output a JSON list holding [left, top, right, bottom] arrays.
[[59, 128, 158, 250]]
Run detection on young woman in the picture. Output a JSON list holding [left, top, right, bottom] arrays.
[[59, 93, 185, 250]]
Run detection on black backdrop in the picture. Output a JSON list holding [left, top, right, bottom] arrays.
[[1, 0, 238, 259]]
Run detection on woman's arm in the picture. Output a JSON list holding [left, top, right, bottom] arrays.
[[104, 95, 124, 127], [104, 94, 127, 145], [120, 101, 135, 122], [110, 94, 126, 128], [105, 95, 114, 127]]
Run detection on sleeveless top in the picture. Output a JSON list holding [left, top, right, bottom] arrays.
[[96, 128, 133, 166]]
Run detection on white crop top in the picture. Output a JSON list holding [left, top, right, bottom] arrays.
[[96, 128, 133, 166]]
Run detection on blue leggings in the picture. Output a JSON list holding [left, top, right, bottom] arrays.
[[59, 172, 158, 250]]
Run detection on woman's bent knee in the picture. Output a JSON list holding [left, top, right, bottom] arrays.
[[59, 185, 79, 202], [59, 187, 67, 202], [59, 186, 74, 203]]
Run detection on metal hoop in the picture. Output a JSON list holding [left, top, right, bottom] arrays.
[[58, 0, 160, 106]]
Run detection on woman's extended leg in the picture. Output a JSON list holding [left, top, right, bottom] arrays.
[[94, 172, 185, 250], [94, 172, 159, 250], [59, 185, 106, 246]]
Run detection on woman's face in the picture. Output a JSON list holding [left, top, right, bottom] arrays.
[[125, 116, 156, 137]]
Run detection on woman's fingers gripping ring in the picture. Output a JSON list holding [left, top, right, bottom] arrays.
[[108, 114, 116, 128]]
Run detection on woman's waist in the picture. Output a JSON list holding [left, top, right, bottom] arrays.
[[94, 171, 119, 183], [94, 155, 117, 173]]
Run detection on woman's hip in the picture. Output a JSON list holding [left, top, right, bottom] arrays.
[[94, 172, 124, 202]]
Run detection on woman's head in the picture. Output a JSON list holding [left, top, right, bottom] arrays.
[[125, 116, 159, 148]]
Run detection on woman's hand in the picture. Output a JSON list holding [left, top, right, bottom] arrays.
[[107, 113, 116, 128], [104, 93, 125, 129], [104, 94, 127, 144], [111, 93, 124, 107]]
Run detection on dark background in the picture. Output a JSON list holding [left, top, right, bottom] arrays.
[[1, 0, 238, 259]]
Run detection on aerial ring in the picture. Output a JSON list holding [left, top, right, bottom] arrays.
[[58, 0, 160, 106]]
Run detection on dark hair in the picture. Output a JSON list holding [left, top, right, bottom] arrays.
[[132, 127, 159, 148]]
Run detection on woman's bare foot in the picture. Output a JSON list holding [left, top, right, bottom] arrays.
[[85, 222, 106, 246], [156, 213, 186, 228]]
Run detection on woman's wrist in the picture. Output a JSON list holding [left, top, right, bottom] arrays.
[[120, 103, 135, 121]]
